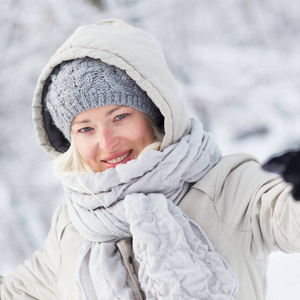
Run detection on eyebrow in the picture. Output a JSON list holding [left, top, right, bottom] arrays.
[[107, 106, 123, 116], [71, 106, 124, 127]]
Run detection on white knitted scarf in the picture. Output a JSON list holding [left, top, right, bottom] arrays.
[[63, 119, 238, 299]]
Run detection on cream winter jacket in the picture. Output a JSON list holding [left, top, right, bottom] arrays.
[[1, 19, 300, 300]]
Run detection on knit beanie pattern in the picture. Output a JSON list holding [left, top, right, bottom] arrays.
[[45, 57, 163, 141]]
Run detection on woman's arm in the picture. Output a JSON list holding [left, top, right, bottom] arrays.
[[256, 176, 300, 253], [0, 204, 65, 300], [218, 155, 300, 254]]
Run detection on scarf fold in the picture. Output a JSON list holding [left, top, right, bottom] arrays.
[[63, 119, 238, 299]]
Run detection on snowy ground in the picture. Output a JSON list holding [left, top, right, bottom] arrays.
[[0, 0, 300, 298]]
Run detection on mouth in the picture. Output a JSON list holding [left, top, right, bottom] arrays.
[[102, 150, 133, 167]]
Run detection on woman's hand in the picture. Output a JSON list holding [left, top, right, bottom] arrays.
[[262, 149, 300, 200]]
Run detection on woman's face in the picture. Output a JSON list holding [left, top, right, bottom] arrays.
[[71, 105, 155, 172]]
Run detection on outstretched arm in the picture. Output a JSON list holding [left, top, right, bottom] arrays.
[[0, 205, 64, 300]]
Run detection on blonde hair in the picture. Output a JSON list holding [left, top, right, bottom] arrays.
[[52, 116, 164, 178]]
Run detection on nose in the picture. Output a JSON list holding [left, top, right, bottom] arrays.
[[98, 126, 120, 151]]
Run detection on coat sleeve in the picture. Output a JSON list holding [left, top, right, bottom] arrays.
[[253, 170, 300, 253], [0, 204, 66, 300], [216, 155, 300, 254]]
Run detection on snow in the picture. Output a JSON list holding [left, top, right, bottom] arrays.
[[0, 0, 300, 298], [267, 252, 300, 299]]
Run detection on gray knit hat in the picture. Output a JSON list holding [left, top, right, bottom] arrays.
[[45, 57, 163, 141]]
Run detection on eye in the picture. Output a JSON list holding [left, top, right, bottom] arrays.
[[115, 113, 127, 121], [78, 126, 92, 133]]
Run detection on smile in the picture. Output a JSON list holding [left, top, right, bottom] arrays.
[[106, 151, 131, 164]]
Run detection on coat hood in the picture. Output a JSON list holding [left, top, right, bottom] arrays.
[[32, 19, 191, 158]]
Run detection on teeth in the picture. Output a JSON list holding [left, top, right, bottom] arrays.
[[106, 151, 130, 164]]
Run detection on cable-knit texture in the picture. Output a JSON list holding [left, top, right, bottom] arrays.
[[45, 57, 164, 141], [63, 119, 238, 299]]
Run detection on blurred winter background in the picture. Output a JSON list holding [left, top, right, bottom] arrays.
[[1, 0, 300, 298]]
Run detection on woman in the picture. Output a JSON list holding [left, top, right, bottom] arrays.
[[0, 19, 299, 300]]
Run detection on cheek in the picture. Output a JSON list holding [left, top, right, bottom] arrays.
[[73, 137, 97, 161], [131, 122, 154, 146]]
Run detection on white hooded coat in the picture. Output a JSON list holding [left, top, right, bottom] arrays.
[[1, 19, 300, 300]]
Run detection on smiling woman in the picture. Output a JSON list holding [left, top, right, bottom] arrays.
[[1, 18, 299, 300], [45, 57, 164, 174]]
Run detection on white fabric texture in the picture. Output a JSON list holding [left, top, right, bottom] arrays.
[[63, 119, 238, 299]]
